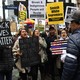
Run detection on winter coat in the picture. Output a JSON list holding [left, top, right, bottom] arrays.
[[12, 39, 26, 73], [0, 46, 14, 72], [46, 35, 57, 60], [61, 29, 80, 80], [39, 36, 47, 63], [12, 36, 40, 71]]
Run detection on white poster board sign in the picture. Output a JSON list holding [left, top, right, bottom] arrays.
[[65, 6, 78, 23], [28, 0, 46, 19]]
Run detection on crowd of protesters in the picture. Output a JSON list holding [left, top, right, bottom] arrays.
[[0, 9, 80, 80]]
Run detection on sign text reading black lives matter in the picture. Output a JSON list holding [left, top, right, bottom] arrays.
[[0, 21, 13, 46]]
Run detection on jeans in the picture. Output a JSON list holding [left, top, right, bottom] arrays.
[[31, 64, 46, 80], [0, 71, 12, 80]]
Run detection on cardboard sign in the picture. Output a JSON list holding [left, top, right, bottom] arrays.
[[50, 40, 67, 55], [10, 21, 17, 32], [47, 2, 64, 24], [0, 21, 13, 46]]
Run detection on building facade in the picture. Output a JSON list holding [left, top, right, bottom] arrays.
[[77, 0, 80, 8]]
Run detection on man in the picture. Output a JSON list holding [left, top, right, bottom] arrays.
[[61, 10, 80, 80], [46, 25, 57, 80], [0, 42, 14, 80], [0, 46, 14, 80]]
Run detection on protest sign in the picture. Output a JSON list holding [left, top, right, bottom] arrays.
[[28, 0, 46, 19], [10, 21, 17, 32], [47, 2, 64, 25], [19, 37, 40, 67], [34, 19, 45, 32], [65, 6, 78, 23], [14, 1, 28, 19], [50, 40, 67, 55], [0, 21, 13, 46]]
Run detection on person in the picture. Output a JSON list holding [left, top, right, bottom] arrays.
[[61, 10, 80, 80], [12, 28, 29, 80], [30, 29, 47, 80], [46, 25, 57, 80], [57, 29, 69, 79], [59, 29, 68, 40], [0, 46, 14, 80], [59, 29, 69, 63]]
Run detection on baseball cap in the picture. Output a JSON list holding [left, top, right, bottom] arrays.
[[70, 10, 80, 23], [49, 25, 55, 30]]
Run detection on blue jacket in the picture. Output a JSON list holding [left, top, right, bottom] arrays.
[[61, 29, 80, 80]]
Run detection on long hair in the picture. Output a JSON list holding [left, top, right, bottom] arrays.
[[32, 29, 40, 37], [18, 28, 26, 35]]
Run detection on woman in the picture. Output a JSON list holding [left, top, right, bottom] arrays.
[[12, 28, 29, 80], [58, 29, 69, 79], [30, 29, 47, 80]]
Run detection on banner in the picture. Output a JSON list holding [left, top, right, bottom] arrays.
[[47, 2, 64, 25], [28, 0, 46, 19], [0, 21, 13, 46], [50, 40, 67, 55]]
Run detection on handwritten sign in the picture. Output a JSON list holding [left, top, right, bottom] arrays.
[[0, 21, 13, 46]]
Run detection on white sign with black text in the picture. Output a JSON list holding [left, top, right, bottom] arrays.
[[28, 0, 46, 19]]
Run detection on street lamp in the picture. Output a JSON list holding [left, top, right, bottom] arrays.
[[2, 0, 6, 21]]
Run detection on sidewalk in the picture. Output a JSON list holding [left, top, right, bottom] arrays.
[[12, 68, 60, 80], [12, 68, 41, 80]]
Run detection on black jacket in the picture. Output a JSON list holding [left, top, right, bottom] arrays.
[[19, 37, 40, 67], [61, 29, 80, 80], [0, 46, 14, 72], [46, 35, 57, 61]]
